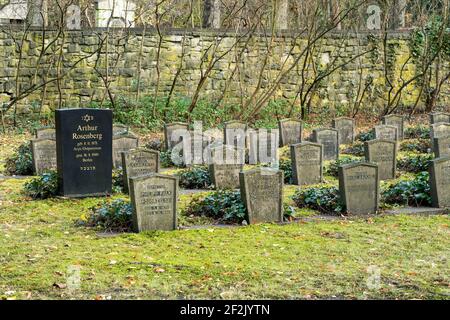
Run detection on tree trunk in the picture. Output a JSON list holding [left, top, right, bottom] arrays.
[[203, 0, 221, 29], [275, 0, 288, 31]]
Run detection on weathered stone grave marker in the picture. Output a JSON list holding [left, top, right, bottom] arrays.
[[374, 125, 398, 141], [129, 173, 178, 232], [429, 157, 450, 208], [431, 123, 450, 149], [364, 139, 397, 180], [312, 128, 339, 161], [433, 137, 450, 158], [55, 108, 112, 197], [290, 142, 323, 185], [223, 120, 247, 150], [164, 122, 189, 150], [31, 138, 57, 175], [209, 145, 245, 189], [429, 112, 450, 125], [278, 118, 303, 147], [122, 148, 160, 193], [382, 114, 404, 140], [112, 134, 139, 168], [113, 124, 129, 135], [36, 127, 56, 139], [338, 162, 379, 215], [239, 168, 283, 224], [332, 117, 355, 145], [247, 129, 279, 164]]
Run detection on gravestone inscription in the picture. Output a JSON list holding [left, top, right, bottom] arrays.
[[429, 157, 450, 208], [382, 115, 404, 140], [122, 148, 160, 193], [112, 134, 139, 168], [364, 139, 397, 180], [332, 117, 355, 145], [129, 173, 178, 232], [338, 162, 379, 215], [278, 119, 303, 147], [31, 139, 57, 175], [55, 108, 112, 197], [312, 129, 339, 161], [239, 168, 283, 224], [290, 142, 323, 185], [374, 125, 398, 141]]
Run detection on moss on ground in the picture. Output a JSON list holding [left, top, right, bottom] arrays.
[[0, 177, 448, 300]]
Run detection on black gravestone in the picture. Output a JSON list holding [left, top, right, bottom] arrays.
[[56, 108, 112, 197]]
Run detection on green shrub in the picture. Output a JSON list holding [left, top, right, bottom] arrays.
[[324, 156, 362, 177], [178, 166, 212, 189], [279, 158, 293, 184], [405, 125, 431, 140], [399, 139, 431, 153], [4, 142, 33, 176], [112, 169, 125, 194], [382, 172, 432, 207], [397, 153, 433, 173], [160, 149, 178, 168], [81, 199, 133, 232], [24, 171, 59, 199], [342, 141, 365, 157], [184, 190, 247, 224], [292, 185, 345, 215], [356, 130, 375, 142]]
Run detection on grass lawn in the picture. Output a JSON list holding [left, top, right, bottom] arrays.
[[0, 177, 448, 300], [0, 132, 448, 300]]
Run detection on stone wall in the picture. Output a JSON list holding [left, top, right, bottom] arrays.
[[0, 28, 448, 115]]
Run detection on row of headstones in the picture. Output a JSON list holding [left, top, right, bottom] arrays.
[[30, 124, 139, 175], [38, 108, 450, 234], [129, 157, 450, 232]]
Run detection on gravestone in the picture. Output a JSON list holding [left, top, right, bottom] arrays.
[[112, 134, 139, 168], [312, 129, 339, 161], [332, 117, 355, 145], [129, 173, 178, 232], [290, 142, 323, 185], [247, 129, 279, 164], [429, 157, 450, 208], [429, 112, 450, 125], [209, 145, 245, 189], [278, 118, 303, 146], [164, 122, 189, 150], [374, 125, 398, 141], [55, 108, 112, 197], [239, 168, 284, 224], [36, 127, 56, 139], [338, 162, 379, 215], [31, 139, 57, 175], [188, 130, 217, 166], [433, 137, 450, 158], [431, 123, 450, 149], [223, 120, 247, 150], [364, 139, 397, 180], [122, 148, 160, 193], [382, 114, 404, 140], [113, 124, 129, 135]]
